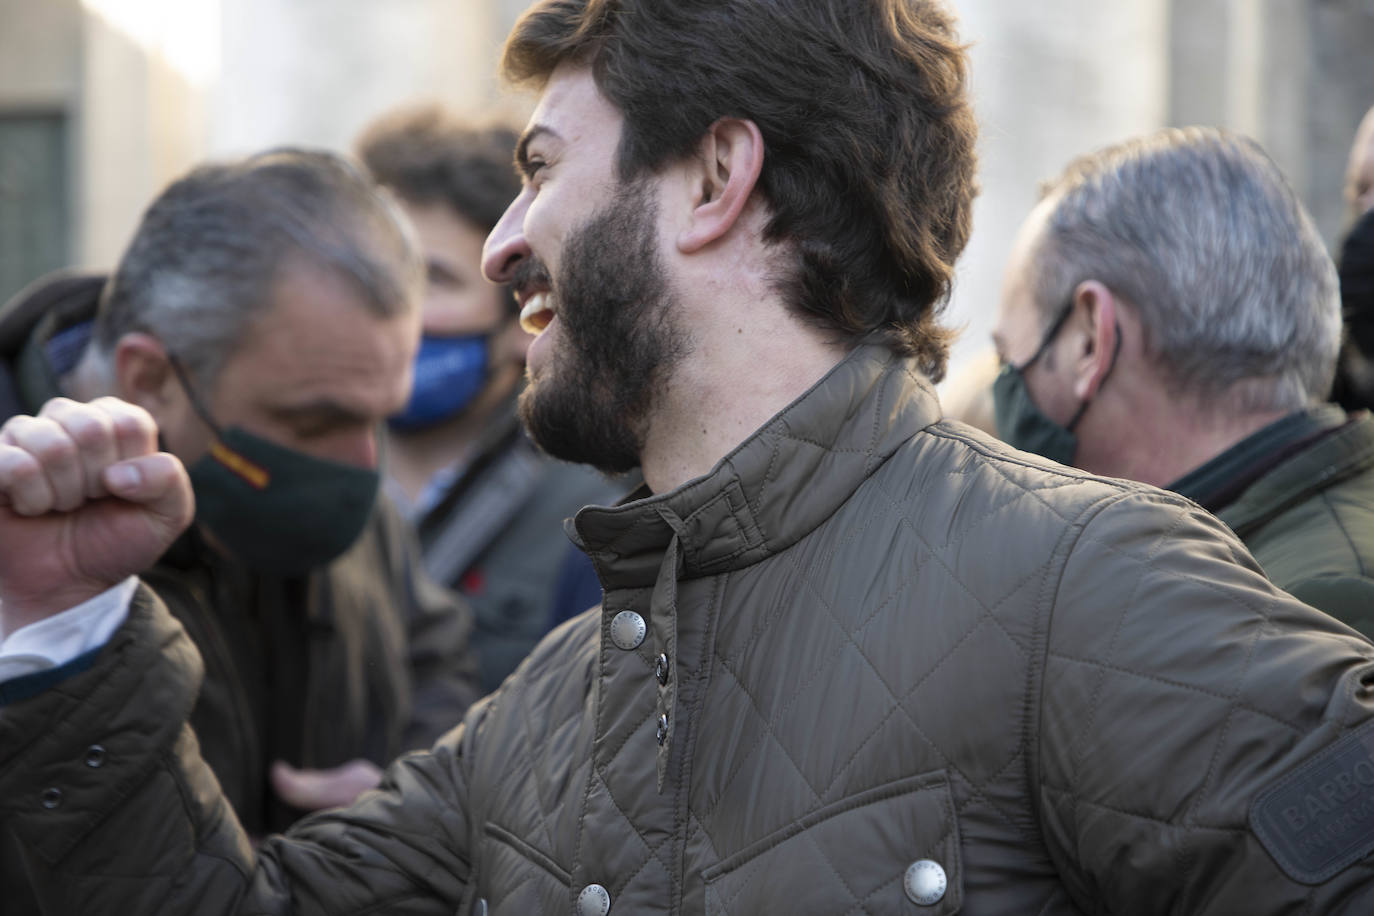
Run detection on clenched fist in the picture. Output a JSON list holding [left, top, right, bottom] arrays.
[[0, 397, 194, 635]]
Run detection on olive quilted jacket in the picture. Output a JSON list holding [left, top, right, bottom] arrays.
[[5, 345, 1374, 914]]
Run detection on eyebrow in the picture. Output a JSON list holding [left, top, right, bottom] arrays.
[[426, 257, 462, 287], [514, 125, 561, 178], [270, 400, 373, 430]]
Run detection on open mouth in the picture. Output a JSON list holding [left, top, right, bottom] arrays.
[[518, 290, 555, 335]]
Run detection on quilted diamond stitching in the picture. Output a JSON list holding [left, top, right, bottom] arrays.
[[1039, 785, 1248, 833], [587, 761, 679, 899], [515, 688, 560, 854], [821, 612, 998, 794], [687, 809, 723, 867], [715, 512, 885, 672], [861, 362, 893, 476], [486, 868, 543, 912], [769, 539, 1033, 835], [842, 872, 904, 916], [1058, 502, 1183, 852], [799, 828, 874, 916], [698, 459, 1070, 842], [1036, 494, 1306, 883], [587, 667, 661, 774], [771, 432, 876, 455], [749, 435, 783, 518], [1046, 652, 1306, 736], [712, 662, 828, 806], [925, 426, 1111, 527]]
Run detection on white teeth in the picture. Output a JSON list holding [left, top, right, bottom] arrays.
[[520, 292, 547, 322], [519, 292, 554, 334]]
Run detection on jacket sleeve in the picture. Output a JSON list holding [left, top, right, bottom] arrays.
[[0, 583, 481, 915], [374, 496, 483, 749], [1037, 488, 1374, 913]]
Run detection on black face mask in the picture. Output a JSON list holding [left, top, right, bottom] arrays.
[[168, 357, 379, 575], [992, 302, 1119, 466], [1340, 208, 1374, 355]]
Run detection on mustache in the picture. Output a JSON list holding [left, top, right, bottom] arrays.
[[511, 258, 553, 293]]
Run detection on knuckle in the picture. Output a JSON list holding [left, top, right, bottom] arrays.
[[95, 396, 153, 425], [37, 396, 80, 419], [0, 447, 41, 483], [0, 413, 38, 441], [67, 411, 115, 450], [33, 434, 79, 468]]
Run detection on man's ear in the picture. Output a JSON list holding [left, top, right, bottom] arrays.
[[112, 333, 178, 414], [1068, 281, 1121, 402], [677, 118, 765, 254]]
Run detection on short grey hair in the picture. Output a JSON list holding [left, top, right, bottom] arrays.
[[95, 148, 422, 386], [1032, 127, 1341, 413]]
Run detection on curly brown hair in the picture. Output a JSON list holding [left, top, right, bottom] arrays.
[[503, 0, 978, 380], [356, 105, 521, 234]]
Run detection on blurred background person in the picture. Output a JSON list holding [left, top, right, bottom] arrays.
[[0, 149, 480, 914], [1334, 209, 1374, 412], [991, 127, 1374, 634], [1330, 105, 1374, 414], [357, 106, 624, 694], [1346, 105, 1374, 222]]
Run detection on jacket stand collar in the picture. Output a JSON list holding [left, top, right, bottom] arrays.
[[572, 344, 943, 592]]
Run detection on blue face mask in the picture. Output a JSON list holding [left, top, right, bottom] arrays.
[[389, 334, 490, 431]]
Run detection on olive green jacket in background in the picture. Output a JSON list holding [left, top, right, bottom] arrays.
[[4, 346, 1374, 914], [1171, 405, 1374, 637]]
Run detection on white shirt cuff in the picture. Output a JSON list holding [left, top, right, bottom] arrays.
[[0, 576, 138, 682]]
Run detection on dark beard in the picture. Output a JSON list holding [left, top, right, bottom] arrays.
[[518, 181, 689, 473]]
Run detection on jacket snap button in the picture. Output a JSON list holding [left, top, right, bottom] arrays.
[[904, 859, 946, 905], [655, 653, 669, 685], [474, 897, 488, 916], [609, 611, 646, 651], [576, 883, 611, 916], [85, 745, 107, 768], [656, 713, 669, 745], [41, 787, 62, 810]]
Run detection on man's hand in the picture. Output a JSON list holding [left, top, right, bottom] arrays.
[[0, 397, 194, 634], [270, 759, 384, 811]]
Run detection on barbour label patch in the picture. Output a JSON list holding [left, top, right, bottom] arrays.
[[1250, 719, 1374, 884]]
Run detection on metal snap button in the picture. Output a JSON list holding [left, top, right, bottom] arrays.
[[656, 713, 669, 746], [904, 859, 947, 906], [41, 787, 62, 810], [474, 897, 488, 916], [609, 611, 647, 651], [576, 882, 611, 916], [85, 745, 107, 768], [655, 653, 669, 685]]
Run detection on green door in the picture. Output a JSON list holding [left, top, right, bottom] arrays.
[[0, 113, 69, 305]]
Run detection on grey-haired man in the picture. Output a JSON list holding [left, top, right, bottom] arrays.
[[993, 127, 1374, 636]]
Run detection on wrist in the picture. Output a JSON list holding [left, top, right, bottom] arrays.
[[0, 583, 111, 639]]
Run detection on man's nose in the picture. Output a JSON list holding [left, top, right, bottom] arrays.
[[326, 427, 379, 472], [483, 192, 532, 285]]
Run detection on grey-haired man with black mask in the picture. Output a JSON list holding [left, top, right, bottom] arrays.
[[992, 126, 1374, 636], [0, 149, 479, 913]]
